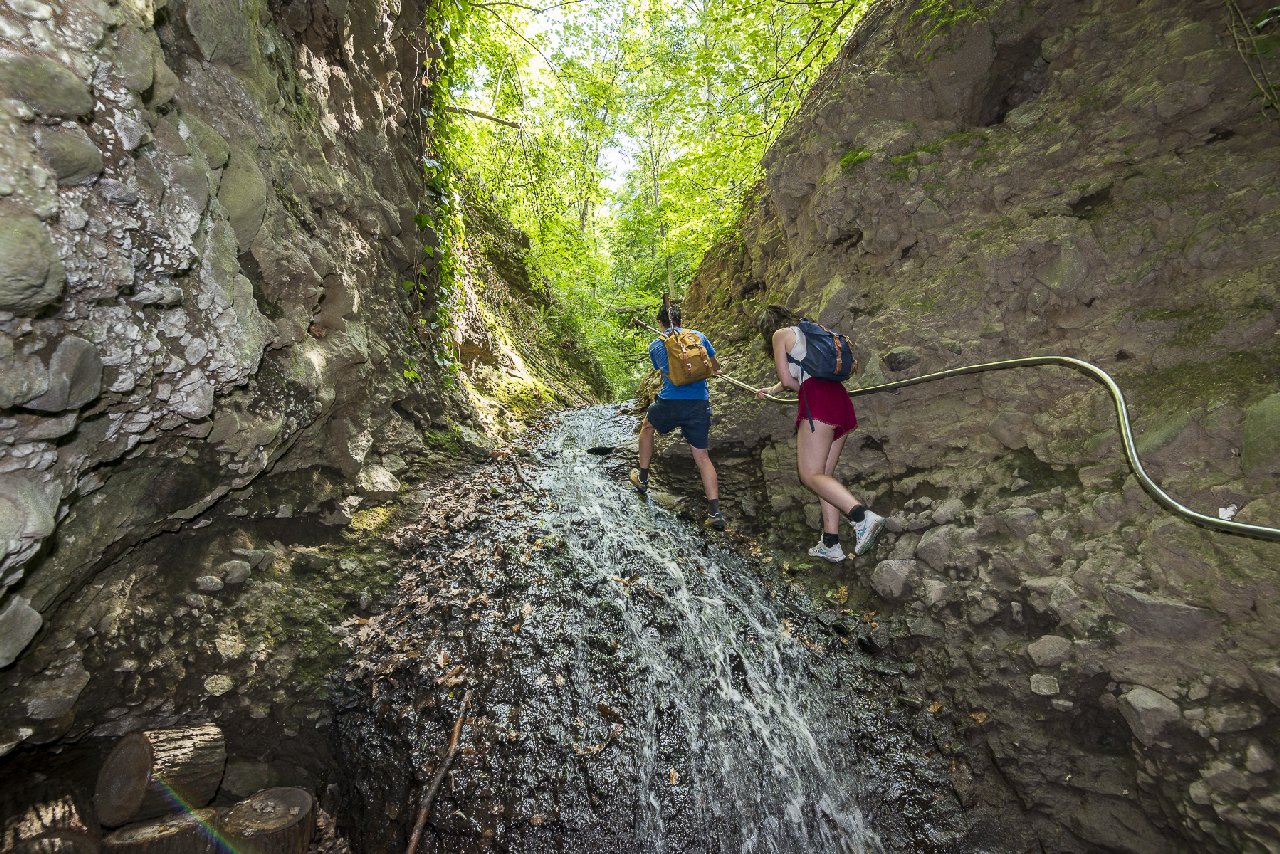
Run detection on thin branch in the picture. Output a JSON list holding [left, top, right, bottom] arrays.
[[473, 0, 584, 12], [406, 689, 472, 854], [447, 105, 524, 129]]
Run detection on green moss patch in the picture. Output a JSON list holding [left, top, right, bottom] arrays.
[[840, 148, 874, 173]]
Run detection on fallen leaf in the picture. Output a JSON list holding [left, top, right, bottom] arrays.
[[969, 711, 989, 725], [928, 701, 943, 714], [668, 768, 679, 786]]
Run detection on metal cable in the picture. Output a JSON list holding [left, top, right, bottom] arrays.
[[716, 356, 1279, 542]]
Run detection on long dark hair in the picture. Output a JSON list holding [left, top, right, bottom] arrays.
[[757, 304, 799, 355]]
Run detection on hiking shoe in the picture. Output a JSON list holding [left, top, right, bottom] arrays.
[[703, 512, 726, 531], [629, 469, 648, 494], [852, 510, 885, 556], [808, 541, 846, 562]]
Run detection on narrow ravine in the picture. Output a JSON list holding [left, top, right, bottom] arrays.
[[333, 405, 1016, 852]]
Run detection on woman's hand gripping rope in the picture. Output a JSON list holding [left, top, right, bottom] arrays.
[[714, 370, 797, 403]]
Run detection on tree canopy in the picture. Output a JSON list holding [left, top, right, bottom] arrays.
[[433, 0, 871, 394]]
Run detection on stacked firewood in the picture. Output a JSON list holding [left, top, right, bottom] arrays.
[[2, 725, 316, 854]]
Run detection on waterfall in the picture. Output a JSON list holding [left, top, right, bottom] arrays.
[[335, 406, 972, 853]]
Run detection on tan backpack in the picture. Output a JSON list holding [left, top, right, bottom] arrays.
[[663, 328, 714, 386]]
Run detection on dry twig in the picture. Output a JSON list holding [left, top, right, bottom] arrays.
[[406, 688, 472, 854]]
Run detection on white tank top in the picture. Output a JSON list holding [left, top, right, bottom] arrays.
[[787, 326, 807, 381]]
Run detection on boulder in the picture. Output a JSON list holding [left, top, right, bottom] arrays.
[[0, 344, 50, 409], [25, 663, 89, 720], [218, 559, 253, 585], [1118, 685, 1181, 746], [26, 336, 103, 412], [35, 125, 104, 185], [0, 596, 42, 668], [357, 463, 401, 499], [915, 524, 978, 570], [0, 473, 58, 570], [181, 114, 231, 170], [1027, 634, 1072, 667], [186, 0, 255, 70], [218, 147, 268, 251], [0, 211, 66, 315], [1103, 585, 1219, 641], [195, 575, 225, 593], [0, 55, 94, 118], [1249, 660, 1280, 710], [1030, 674, 1060, 696], [870, 559, 918, 602], [113, 26, 158, 94]]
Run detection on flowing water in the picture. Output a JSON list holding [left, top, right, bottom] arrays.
[[334, 406, 987, 853]]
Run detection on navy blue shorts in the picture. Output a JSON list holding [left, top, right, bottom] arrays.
[[646, 397, 712, 449]]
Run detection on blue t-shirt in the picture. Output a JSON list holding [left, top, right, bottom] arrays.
[[649, 328, 716, 400]]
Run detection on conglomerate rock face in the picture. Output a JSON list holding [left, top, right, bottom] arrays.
[[684, 0, 1279, 851], [0, 0, 592, 775]]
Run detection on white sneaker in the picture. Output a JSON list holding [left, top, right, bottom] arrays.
[[808, 541, 846, 562], [852, 510, 885, 556]]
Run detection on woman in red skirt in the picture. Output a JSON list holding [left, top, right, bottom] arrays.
[[757, 325, 885, 560]]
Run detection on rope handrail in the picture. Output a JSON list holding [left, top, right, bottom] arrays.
[[712, 356, 1279, 542]]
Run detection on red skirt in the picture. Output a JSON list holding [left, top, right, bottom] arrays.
[[795, 378, 858, 439]]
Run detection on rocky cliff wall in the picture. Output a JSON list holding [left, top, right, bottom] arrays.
[[685, 0, 1279, 851], [0, 0, 596, 774]]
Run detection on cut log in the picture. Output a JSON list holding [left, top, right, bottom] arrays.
[[1, 782, 99, 854], [100, 808, 221, 854], [93, 725, 226, 827], [218, 788, 314, 854]]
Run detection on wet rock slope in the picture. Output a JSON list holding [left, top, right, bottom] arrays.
[[684, 1, 1280, 852], [335, 406, 1026, 853]]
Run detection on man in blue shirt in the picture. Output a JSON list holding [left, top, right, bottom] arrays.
[[630, 303, 726, 530]]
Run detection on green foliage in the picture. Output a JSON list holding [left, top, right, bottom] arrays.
[[418, 0, 871, 396]]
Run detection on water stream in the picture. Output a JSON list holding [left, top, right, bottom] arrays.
[[334, 405, 988, 852]]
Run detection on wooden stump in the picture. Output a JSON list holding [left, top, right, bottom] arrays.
[[93, 725, 226, 827], [218, 788, 314, 854], [1, 783, 99, 854], [100, 808, 221, 854]]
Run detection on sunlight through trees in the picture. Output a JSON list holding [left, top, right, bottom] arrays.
[[435, 0, 871, 392]]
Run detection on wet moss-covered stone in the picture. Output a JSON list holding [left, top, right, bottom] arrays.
[[0, 210, 66, 314], [27, 336, 103, 412], [181, 113, 230, 169], [0, 55, 93, 118], [113, 26, 158, 94], [218, 146, 268, 251], [35, 125, 103, 185], [186, 0, 255, 70]]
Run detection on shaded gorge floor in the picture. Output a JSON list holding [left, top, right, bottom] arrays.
[[332, 405, 1033, 852]]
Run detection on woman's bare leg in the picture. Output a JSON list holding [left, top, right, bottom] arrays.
[[797, 422, 860, 517], [819, 433, 849, 534]]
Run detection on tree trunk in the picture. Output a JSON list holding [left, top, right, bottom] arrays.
[[217, 788, 314, 854], [100, 808, 221, 854], [2, 783, 99, 854], [93, 725, 226, 827]]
